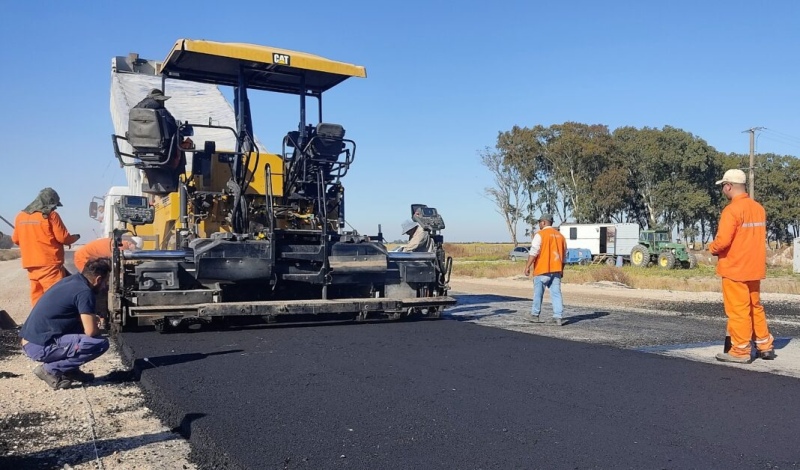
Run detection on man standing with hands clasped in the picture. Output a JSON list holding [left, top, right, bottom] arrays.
[[709, 169, 775, 364], [524, 214, 567, 326]]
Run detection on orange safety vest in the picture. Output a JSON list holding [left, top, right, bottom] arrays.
[[11, 211, 79, 268], [708, 193, 767, 282], [533, 226, 567, 276], [74, 238, 112, 273]]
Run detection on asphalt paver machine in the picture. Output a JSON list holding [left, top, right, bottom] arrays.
[[105, 39, 454, 331]]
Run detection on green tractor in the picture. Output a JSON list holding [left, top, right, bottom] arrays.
[[629, 229, 697, 269]]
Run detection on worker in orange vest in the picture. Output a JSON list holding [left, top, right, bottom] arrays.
[[709, 169, 775, 364], [11, 188, 80, 306], [74, 235, 141, 273], [524, 213, 568, 326]]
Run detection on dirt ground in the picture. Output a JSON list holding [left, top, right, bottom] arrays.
[[1, 257, 797, 469], [0, 261, 196, 469]]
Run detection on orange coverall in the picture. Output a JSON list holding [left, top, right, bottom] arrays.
[[708, 193, 774, 358], [12, 211, 80, 306], [74, 237, 135, 273]]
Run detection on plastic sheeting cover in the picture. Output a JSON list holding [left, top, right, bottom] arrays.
[[109, 71, 264, 195]]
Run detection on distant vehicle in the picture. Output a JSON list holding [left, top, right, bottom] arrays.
[[559, 223, 640, 265], [565, 248, 592, 265], [630, 229, 697, 269], [509, 246, 530, 261]]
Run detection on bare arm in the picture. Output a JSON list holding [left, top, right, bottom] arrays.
[[523, 234, 542, 276], [80, 314, 101, 337]]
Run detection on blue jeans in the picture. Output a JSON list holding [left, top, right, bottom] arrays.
[[531, 273, 563, 319], [23, 334, 109, 376]]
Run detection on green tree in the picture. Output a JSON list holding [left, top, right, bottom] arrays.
[[543, 122, 616, 222]]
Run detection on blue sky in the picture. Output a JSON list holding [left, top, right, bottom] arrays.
[[1, 1, 799, 243]]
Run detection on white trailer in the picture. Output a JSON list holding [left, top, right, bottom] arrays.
[[558, 223, 640, 263]]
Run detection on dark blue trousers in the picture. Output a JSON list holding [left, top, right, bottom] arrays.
[[23, 334, 109, 376]]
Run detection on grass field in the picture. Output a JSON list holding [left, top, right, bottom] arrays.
[[443, 243, 800, 294]]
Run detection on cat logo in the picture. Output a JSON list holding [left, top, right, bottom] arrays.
[[273, 53, 291, 66]]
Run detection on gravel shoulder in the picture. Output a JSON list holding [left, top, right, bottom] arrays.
[[0, 260, 196, 469]]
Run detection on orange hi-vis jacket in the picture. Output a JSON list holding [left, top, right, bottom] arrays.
[[11, 211, 79, 268], [708, 193, 767, 282], [74, 238, 113, 273], [532, 226, 567, 276], [74, 237, 135, 273]]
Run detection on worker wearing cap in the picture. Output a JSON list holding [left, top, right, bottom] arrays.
[[11, 188, 80, 306], [74, 235, 141, 273], [524, 213, 567, 326], [132, 88, 181, 167], [399, 220, 432, 252], [709, 169, 775, 363], [134, 88, 174, 110]]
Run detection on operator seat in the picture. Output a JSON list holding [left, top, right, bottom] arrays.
[[126, 107, 183, 194], [311, 123, 345, 161], [311, 123, 345, 184]]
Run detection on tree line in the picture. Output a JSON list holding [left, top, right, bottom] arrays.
[[481, 122, 800, 247]]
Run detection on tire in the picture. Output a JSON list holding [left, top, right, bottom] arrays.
[[687, 253, 698, 269], [578, 258, 590, 266], [605, 257, 616, 266], [657, 252, 677, 269], [630, 245, 650, 268]]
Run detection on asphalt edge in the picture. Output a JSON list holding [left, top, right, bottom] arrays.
[[113, 331, 246, 470]]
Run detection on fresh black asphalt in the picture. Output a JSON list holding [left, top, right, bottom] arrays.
[[119, 317, 800, 469]]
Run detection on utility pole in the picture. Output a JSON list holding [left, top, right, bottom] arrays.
[[743, 127, 764, 198]]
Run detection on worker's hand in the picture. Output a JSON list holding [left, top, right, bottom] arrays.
[[523, 267, 531, 277], [74, 234, 81, 241]]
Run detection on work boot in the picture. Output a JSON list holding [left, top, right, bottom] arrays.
[[528, 315, 546, 323], [62, 368, 95, 383], [715, 352, 753, 364], [33, 365, 75, 390], [758, 349, 776, 360], [551, 318, 563, 326]]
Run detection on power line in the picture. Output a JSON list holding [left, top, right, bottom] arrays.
[[758, 135, 800, 152], [761, 128, 800, 144]]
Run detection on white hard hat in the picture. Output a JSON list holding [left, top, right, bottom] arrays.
[[401, 220, 418, 235]]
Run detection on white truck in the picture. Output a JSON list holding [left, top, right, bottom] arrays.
[[558, 223, 640, 265]]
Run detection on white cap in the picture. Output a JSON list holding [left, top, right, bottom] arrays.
[[715, 169, 747, 185], [401, 220, 418, 235]]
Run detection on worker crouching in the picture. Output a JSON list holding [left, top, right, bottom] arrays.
[[19, 258, 112, 389]]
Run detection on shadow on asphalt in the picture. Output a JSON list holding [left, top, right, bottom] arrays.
[[564, 311, 611, 325], [171, 412, 206, 439], [87, 350, 245, 386], [448, 308, 519, 322], [452, 294, 526, 305], [137, 350, 244, 370], [447, 294, 528, 321]]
